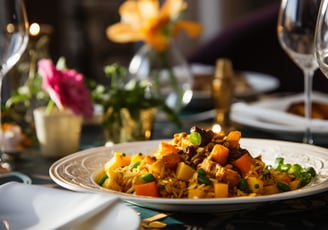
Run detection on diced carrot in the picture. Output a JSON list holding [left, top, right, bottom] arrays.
[[135, 181, 159, 197], [209, 144, 229, 165], [159, 142, 178, 155], [232, 153, 254, 175], [226, 131, 241, 149]]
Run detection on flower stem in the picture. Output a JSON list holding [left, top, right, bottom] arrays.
[[159, 50, 183, 110], [46, 100, 55, 114]]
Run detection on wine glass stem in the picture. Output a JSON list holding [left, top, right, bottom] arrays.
[[0, 76, 4, 163], [303, 69, 314, 144]]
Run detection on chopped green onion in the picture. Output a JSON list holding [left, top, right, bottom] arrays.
[[288, 164, 302, 176], [272, 157, 316, 187], [306, 167, 316, 177]]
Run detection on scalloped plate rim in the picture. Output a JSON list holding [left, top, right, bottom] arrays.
[[49, 138, 328, 212]]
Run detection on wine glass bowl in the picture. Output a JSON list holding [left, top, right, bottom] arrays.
[[277, 0, 321, 144], [0, 0, 29, 169], [315, 0, 328, 78]]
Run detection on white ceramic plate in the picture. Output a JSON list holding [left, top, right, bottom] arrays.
[[0, 182, 140, 230], [191, 64, 280, 98], [50, 139, 328, 213], [231, 92, 328, 134]]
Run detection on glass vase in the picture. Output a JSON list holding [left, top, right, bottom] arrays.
[[103, 107, 156, 146], [128, 42, 193, 112]]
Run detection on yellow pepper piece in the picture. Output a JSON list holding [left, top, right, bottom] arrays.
[[176, 162, 195, 181], [105, 152, 131, 173], [247, 176, 264, 194], [214, 182, 229, 198]]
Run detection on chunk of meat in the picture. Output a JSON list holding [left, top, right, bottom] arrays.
[[222, 168, 241, 187], [163, 153, 181, 169], [200, 158, 241, 186]]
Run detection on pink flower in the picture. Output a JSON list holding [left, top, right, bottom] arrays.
[[37, 59, 94, 120]]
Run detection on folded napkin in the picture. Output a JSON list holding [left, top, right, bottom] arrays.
[[0, 182, 139, 230], [232, 102, 328, 129]]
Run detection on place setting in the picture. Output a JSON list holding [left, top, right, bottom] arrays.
[[230, 91, 328, 144]]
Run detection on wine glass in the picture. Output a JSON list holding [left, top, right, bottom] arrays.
[[315, 1, 328, 78], [277, 0, 320, 144], [0, 0, 29, 171]]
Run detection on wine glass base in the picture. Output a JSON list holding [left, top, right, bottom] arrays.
[[303, 137, 314, 145]]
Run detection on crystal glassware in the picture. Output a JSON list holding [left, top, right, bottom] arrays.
[[314, 1, 328, 78], [0, 0, 29, 170], [277, 0, 320, 144]]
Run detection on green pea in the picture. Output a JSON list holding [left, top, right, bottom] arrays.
[[306, 167, 316, 177], [238, 178, 248, 191], [129, 161, 141, 170], [98, 174, 108, 185], [277, 182, 290, 192], [189, 132, 202, 146], [197, 168, 206, 176], [197, 169, 212, 185], [198, 175, 212, 185], [140, 173, 155, 182]]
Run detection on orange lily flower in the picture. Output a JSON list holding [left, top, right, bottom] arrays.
[[106, 0, 202, 52]]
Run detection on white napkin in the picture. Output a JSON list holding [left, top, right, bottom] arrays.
[[232, 102, 328, 129], [0, 182, 139, 230]]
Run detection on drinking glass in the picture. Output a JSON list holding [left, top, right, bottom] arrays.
[[315, 1, 328, 78], [277, 0, 320, 144], [0, 0, 29, 171]]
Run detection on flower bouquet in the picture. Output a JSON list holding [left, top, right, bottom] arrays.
[[88, 63, 181, 144], [106, 0, 202, 111], [7, 57, 94, 120], [6, 57, 94, 157]]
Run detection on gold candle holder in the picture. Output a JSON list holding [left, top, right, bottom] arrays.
[[212, 58, 235, 133]]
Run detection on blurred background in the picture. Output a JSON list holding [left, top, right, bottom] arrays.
[[17, 0, 276, 82], [12, 0, 328, 104]]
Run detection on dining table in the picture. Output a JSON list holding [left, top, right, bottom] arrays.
[[1, 103, 328, 230]]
